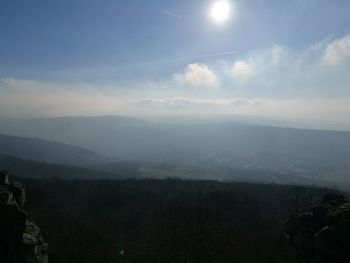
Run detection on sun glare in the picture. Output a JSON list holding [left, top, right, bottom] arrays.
[[210, 0, 231, 24]]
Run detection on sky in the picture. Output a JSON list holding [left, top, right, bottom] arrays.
[[0, 0, 350, 129]]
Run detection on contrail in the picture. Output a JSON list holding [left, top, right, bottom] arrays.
[[110, 50, 237, 72], [143, 50, 237, 65], [162, 10, 187, 21]]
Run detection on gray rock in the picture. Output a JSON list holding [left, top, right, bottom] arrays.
[[285, 193, 350, 263], [0, 171, 48, 263], [0, 170, 9, 184]]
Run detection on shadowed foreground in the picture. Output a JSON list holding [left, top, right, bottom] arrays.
[[0, 171, 47, 263], [20, 177, 339, 263]]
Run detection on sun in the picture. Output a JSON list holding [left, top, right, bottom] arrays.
[[210, 0, 231, 24]]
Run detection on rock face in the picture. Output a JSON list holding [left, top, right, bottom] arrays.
[[285, 193, 350, 263], [0, 170, 48, 263]]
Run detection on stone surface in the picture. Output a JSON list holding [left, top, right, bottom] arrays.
[[0, 170, 48, 263], [285, 193, 350, 263]]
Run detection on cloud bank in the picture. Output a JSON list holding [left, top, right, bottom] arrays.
[[1, 35, 350, 129]]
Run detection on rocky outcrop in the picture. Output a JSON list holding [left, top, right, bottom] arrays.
[[0, 170, 48, 263], [285, 193, 350, 263]]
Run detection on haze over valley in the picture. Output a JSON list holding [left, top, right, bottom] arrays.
[[1, 1, 350, 262], [1, 115, 350, 189]]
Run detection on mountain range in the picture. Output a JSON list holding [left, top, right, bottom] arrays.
[[0, 116, 349, 186]]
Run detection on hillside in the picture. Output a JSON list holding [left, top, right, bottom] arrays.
[[1, 116, 350, 183], [0, 155, 124, 179], [22, 177, 336, 263], [285, 193, 350, 262], [0, 133, 109, 167]]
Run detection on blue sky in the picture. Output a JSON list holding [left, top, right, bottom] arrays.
[[1, 0, 350, 128]]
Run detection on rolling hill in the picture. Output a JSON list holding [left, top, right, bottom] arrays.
[[1, 116, 350, 183], [0, 154, 123, 179], [0, 133, 109, 167]]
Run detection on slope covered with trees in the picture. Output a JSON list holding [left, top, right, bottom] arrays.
[[22, 178, 336, 263], [0, 133, 109, 167]]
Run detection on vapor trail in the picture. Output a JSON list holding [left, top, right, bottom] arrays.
[[110, 50, 237, 72], [162, 10, 187, 21], [143, 50, 237, 66]]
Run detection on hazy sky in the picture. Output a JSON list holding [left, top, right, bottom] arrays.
[[1, 0, 350, 128]]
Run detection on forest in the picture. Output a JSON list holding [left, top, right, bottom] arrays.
[[21, 178, 335, 263]]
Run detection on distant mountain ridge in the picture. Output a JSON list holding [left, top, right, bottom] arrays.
[[0, 154, 123, 179], [0, 133, 109, 167], [1, 116, 350, 183]]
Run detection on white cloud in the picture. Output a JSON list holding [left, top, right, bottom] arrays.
[[225, 37, 350, 97], [270, 44, 284, 66], [232, 60, 254, 79], [173, 63, 217, 87], [230, 44, 286, 82], [322, 35, 350, 65], [0, 78, 261, 117], [1, 77, 350, 129], [134, 97, 260, 108], [129, 97, 265, 115], [2, 34, 350, 129], [129, 97, 350, 126]]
